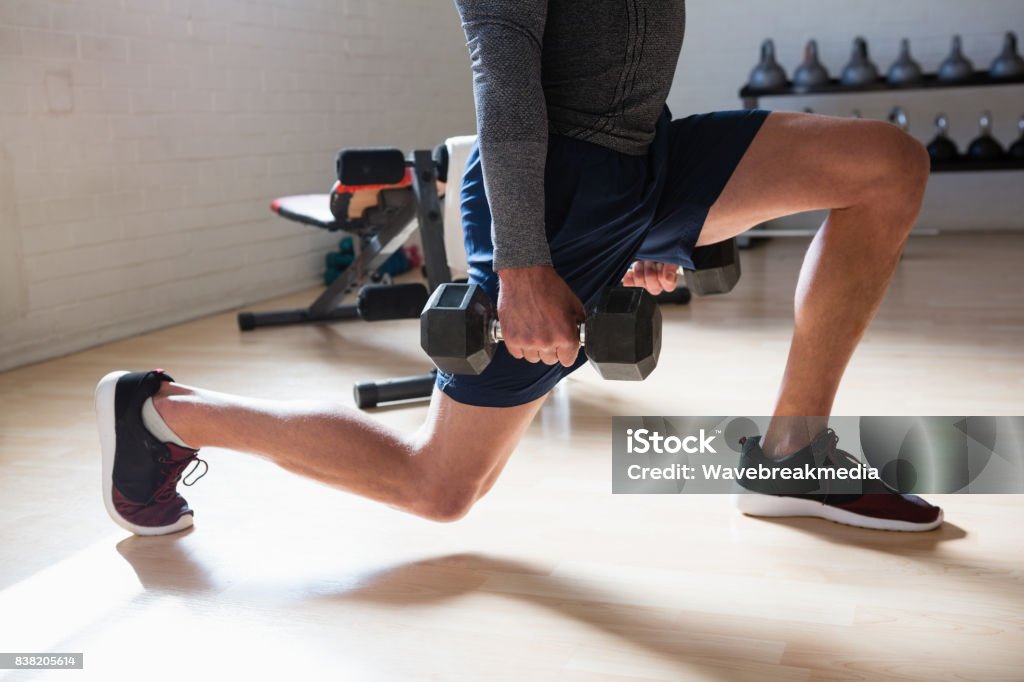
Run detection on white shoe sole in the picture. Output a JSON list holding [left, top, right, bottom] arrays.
[[734, 492, 943, 532], [95, 371, 193, 536]]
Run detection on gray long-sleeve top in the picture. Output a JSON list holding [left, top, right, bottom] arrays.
[[454, 0, 686, 270]]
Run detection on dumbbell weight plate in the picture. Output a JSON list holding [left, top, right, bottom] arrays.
[[420, 283, 498, 376], [684, 238, 741, 296], [584, 287, 662, 381]]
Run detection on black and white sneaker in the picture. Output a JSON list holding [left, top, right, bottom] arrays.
[[734, 429, 943, 532], [95, 369, 206, 536]]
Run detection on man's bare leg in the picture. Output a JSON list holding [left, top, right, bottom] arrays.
[[695, 113, 930, 457], [153, 384, 543, 522]]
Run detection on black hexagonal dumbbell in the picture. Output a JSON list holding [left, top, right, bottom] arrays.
[[420, 283, 662, 381], [640, 238, 742, 301], [683, 237, 741, 296]]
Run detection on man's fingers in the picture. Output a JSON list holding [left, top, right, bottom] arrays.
[[622, 269, 636, 287], [631, 262, 649, 290], [556, 343, 580, 367], [624, 263, 641, 288], [538, 348, 560, 366], [642, 261, 664, 295], [659, 264, 678, 292], [623, 261, 680, 294]]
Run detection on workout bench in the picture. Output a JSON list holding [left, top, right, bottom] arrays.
[[237, 146, 452, 331], [239, 140, 472, 408]]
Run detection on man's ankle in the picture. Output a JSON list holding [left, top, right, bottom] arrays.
[[761, 434, 807, 460], [147, 387, 197, 449], [762, 416, 829, 460]]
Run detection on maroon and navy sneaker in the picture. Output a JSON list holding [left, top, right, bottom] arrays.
[[734, 428, 943, 532], [95, 369, 206, 536]]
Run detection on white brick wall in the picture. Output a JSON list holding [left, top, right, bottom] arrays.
[[0, 0, 474, 371], [2, 0, 1022, 371], [671, 0, 1024, 231]]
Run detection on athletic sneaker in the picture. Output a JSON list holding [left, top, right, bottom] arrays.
[[95, 369, 206, 536], [734, 428, 943, 532]]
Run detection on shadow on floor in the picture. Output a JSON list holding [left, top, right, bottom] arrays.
[[115, 513, 1012, 679]]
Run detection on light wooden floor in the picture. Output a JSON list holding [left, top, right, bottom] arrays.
[[1, 233, 1022, 681]]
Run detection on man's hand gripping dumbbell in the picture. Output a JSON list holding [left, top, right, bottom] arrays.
[[421, 281, 662, 381]]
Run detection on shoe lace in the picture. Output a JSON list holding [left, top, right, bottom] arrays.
[[151, 452, 208, 504], [810, 428, 868, 500]]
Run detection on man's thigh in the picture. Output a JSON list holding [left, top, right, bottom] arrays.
[[697, 112, 910, 247]]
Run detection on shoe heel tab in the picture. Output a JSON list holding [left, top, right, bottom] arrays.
[[149, 368, 175, 383]]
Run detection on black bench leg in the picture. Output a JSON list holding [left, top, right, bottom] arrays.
[[353, 370, 437, 409], [237, 304, 360, 331]]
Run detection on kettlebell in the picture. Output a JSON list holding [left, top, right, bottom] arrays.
[[793, 40, 830, 92], [938, 35, 975, 82], [926, 114, 959, 163], [841, 37, 880, 88], [748, 39, 788, 91], [888, 107, 909, 132], [990, 32, 1024, 79], [1008, 115, 1024, 160], [887, 38, 924, 86], [966, 111, 1005, 161]]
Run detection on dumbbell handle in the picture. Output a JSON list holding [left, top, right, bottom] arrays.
[[491, 320, 587, 346]]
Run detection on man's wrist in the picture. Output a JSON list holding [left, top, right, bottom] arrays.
[[492, 244, 554, 273], [497, 265, 555, 285]]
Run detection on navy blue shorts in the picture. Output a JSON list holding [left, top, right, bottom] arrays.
[[437, 106, 769, 407]]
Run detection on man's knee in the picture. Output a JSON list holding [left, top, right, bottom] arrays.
[[415, 482, 481, 523], [827, 121, 929, 244], [885, 127, 930, 200], [859, 121, 930, 205], [404, 447, 489, 523]]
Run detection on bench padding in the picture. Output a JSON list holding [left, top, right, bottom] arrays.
[[270, 194, 336, 230], [268, 135, 478, 264]]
